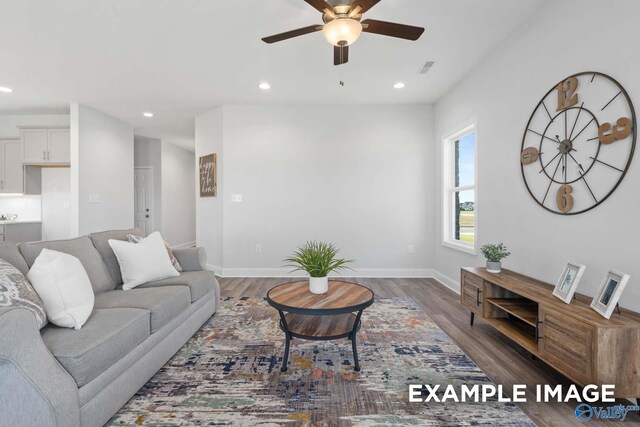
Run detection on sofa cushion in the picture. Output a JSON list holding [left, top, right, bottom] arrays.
[[41, 308, 149, 387], [19, 237, 114, 293], [137, 271, 216, 302], [88, 229, 143, 286], [94, 287, 190, 333], [0, 242, 30, 276], [108, 232, 180, 290], [28, 249, 94, 330], [0, 258, 47, 328]]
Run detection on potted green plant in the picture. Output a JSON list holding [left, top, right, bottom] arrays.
[[284, 241, 353, 294], [480, 243, 510, 273]]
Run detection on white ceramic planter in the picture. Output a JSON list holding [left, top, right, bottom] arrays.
[[309, 276, 329, 294], [486, 261, 502, 273]]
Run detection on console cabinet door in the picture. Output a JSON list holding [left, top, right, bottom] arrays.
[[538, 306, 594, 385], [22, 129, 48, 163], [461, 272, 484, 315]]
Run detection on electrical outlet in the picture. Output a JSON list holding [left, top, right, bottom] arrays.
[[407, 245, 415, 254], [255, 244, 262, 254]]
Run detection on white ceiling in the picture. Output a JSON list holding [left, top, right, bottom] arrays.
[[0, 0, 546, 150]]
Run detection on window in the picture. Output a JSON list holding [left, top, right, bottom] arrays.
[[443, 124, 476, 254]]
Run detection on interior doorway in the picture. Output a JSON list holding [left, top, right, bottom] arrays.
[[134, 167, 154, 236]]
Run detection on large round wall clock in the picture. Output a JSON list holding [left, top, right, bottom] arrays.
[[521, 72, 636, 215]]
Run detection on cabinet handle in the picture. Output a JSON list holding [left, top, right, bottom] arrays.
[[43, 150, 46, 161], [476, 288, 482, 306], [536, 321, 543, 342]]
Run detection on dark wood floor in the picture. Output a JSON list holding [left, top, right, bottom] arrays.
[[219, 277, 639, 427]]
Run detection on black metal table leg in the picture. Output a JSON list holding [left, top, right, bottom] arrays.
[[277, 310, 291, 372], [351, 332, 360, 372], [351, 310, 364, 372], [281, 332, 291, 372]]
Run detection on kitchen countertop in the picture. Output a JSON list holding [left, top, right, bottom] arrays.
[[0, 220, 42, 225]]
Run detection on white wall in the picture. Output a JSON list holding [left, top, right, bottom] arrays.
[[0, 114, 69, 138], [161, 141, 195, 246], [41, 168, 71, 240], [433, 0, 640, 311], [195, 107, 224, 268], [134, 136, 162, 234], [70, 103, 134, 236], [196, 105, 434, 276]]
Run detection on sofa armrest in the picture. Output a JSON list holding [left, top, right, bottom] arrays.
[[0, 307, 80, 427], [173, 247, 208, 271]]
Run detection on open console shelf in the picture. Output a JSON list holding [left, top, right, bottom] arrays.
[[461, 267, 640, 398], [486, 298, 537, 327]]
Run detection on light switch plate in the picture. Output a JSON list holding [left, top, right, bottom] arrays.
[[89, 195, 101, 204], [231, 194, 243, 203]]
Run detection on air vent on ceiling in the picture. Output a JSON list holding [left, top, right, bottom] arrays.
[[418, 61, 435, 75]]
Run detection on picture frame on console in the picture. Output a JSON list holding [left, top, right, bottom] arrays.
[[552, 262, 585, 304], [590, 270, 630, 319]]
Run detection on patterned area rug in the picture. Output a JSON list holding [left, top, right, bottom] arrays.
[[108, 297, 533, 426]]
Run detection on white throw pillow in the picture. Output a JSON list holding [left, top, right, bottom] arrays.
[[27, 249, 94, 330], [109, 231, 180, 290]]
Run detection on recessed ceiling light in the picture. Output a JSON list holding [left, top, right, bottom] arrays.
[[143, 112, 154, 118], [393, 82, 406, 89], [259, 82, 271, 90], [0, 87, 13, 93]]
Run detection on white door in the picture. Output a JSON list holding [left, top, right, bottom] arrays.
[[2, 140, 23, 193], [48, 129, 71, 163], [134, 168, 153, 236], [22, 129, 48, 163]]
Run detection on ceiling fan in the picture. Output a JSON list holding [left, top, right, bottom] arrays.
[[262, 0, 425, 66]]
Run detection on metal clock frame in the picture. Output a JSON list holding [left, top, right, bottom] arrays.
[[520, 71, 637, 215]]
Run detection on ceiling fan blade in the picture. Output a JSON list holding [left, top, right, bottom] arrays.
[[334, 45, 349, 66], [350, 0, 381, 14], [262, 25, 323, 44], [304, 0, 333, 13], [361, 19, 425, 41]]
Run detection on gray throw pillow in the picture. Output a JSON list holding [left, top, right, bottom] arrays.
[[127, 234, 183, 272], [0, 258, 47, 328]]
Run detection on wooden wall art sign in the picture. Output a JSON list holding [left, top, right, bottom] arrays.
[[520, 72, 636, 215], [199, 153, 217, 197]]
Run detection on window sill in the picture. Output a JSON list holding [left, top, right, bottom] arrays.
[[442, 240, 477, 256]]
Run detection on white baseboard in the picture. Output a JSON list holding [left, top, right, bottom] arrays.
[[209, 266, 435, 279], [206, 265, 461, 295], [206, 264, 223, 276], [433, 270, 461, 294], [172, 241, 196, 249]]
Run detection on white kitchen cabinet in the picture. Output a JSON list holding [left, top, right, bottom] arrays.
[[20, 126, 70, 165], [47, 129, 71, 163], [22, 129, 48, 163], [0, 139, 24, 194], [2, 223, 42, 243]]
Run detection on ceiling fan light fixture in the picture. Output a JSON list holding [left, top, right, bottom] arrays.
[[322, 18, 362, 47]]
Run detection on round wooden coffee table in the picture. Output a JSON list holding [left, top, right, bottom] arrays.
[[266, 280, 374, 372]]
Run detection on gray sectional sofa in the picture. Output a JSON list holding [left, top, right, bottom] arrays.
[[0, 229, 220, 427]]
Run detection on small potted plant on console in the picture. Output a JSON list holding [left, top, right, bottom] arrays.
[[480, 243, 510, 273], [285, 241, 353, 294]]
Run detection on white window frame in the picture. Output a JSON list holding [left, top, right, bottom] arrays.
[[442, 122, 477, 255]]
